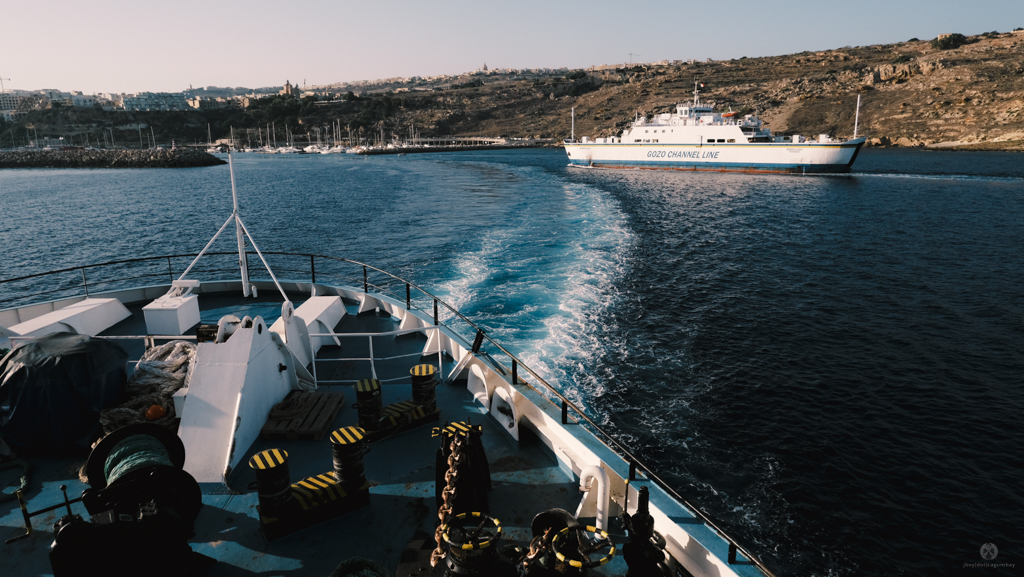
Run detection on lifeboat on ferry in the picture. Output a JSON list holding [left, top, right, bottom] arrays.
[[722, 111, 739, 118]]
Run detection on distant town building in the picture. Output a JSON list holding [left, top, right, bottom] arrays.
[[0, 92, 28, 111], [121, 92, 188, 111], [186, 96, 239, 110], [0, 90, 48, 121], [280, 80, 296, 96], [71, 92, 97, 108]]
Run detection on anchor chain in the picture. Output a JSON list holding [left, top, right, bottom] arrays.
[[522, 527, 554, 572], [430, 433, 467, 567]]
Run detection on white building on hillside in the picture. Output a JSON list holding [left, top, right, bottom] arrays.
[[121, 92, 189, 111]]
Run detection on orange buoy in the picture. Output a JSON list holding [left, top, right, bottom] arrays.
[[145, 404, 166, 420]]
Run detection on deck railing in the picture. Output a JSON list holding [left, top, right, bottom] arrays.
[[1, 251, 777, 577]]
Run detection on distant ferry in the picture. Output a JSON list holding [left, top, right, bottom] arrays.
[[564, 82, 864, 174]]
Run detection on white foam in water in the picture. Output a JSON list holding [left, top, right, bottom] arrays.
[[848, 172, 1024, 182], [433, 163, 633, 404]]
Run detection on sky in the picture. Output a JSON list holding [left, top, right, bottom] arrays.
[[4, 0, 1023, 94]]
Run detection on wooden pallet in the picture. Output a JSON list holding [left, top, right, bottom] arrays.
[[260, 391, 347, 442]]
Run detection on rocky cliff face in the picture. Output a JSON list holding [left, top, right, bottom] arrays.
[[545, 31, 1024, 149], [395, 30, 1023, 149], [8, 32, 1022, 150]]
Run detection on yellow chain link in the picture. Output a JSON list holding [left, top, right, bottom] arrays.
[[430, 434, 466, 567]]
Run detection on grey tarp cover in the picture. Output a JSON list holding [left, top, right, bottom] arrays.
[[0, 332, 127, 457]]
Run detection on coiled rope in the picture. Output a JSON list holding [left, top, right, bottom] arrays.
[[0, 459, 30, 502], [269, 395, 313, 420], [103, 434, 173, 486]]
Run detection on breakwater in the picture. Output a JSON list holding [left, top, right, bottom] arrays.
[[0, 148, 227, 169]]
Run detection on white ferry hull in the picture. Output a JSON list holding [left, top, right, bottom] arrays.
[[565, 138, 865, 174]]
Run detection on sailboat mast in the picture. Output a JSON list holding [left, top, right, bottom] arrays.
[[854, 94, 861, 139]]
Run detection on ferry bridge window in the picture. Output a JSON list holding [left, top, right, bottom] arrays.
[[717, 139, 725, 143], [727, 139, 735, 143], [707, 138, 714, 143]]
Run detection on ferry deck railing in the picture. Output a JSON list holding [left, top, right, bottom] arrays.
[[0, 251, 777, 577]]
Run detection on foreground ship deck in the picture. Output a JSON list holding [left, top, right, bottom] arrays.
[[2, 266, 776, 577], [2, 287, 586, 575], [1, 151, 777, 576]]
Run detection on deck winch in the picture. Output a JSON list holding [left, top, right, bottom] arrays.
[[621, 486, 671, 577], [550, 525, 616, 575], [433, 421, 491, 516], [48, 422, 211, 577], [439, 511, 505, 576], [251, 426, 371, 541]]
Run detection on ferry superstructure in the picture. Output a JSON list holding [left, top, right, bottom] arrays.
[[565, 83, 864, 174]]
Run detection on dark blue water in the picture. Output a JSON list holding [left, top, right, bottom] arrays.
[[2, 149, 1022, 575]]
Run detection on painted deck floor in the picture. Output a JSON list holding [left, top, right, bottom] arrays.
[[1, 291, 628, 576]]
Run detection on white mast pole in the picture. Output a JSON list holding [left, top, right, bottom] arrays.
[[571, 107, 575, 141], [229, 151, 251, 297], [854, 94, 861, 139]]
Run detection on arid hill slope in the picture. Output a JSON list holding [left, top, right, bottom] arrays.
[[11, 31, 1023, 150], [383, 30, 1024, 149]]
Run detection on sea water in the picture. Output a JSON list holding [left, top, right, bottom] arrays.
[[1, 148, 1021, 575]]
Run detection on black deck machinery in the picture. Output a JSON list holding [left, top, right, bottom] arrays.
[[48, 422, 212, 576], [16, 360, 686, 577]]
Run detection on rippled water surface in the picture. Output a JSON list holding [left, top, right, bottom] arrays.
[[2, 148, 1021, 575]]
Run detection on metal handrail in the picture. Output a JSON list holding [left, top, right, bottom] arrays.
[[0, 251, 776, 577]]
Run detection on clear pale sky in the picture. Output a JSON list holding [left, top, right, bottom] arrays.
[[4, 0, 1022, 94]]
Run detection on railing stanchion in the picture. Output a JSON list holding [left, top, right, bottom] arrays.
[[512, 359, 517, 385], [629, 460, 637, 481], [406, 284, 411, 310], [561, 400, 568, 424], [81, 268, 89, 297], [728, 543, 737, 564], [363, 266, 368, 293], [471, 330, 485, 354], [310, 255, 316, 283], [433, 299, 438, 325], [167, 257, 173, 281]]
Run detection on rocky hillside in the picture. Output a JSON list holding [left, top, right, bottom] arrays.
[[7, 31, 1023, 150], [315, 29, 1020, 149], [419, 30, 1023, 149]]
